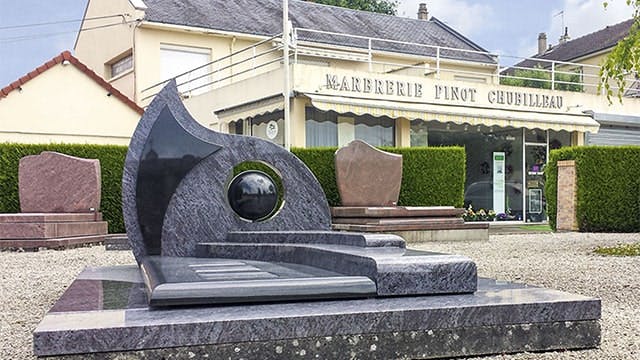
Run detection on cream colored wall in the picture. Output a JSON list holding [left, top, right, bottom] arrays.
[[74, 0, 139, 99], [135, 25, 282, 107], [0, 64, 140, 145]]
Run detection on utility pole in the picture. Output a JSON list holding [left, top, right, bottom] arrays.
[[283, 0, 291, 150]]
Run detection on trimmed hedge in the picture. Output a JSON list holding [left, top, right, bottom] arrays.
[[0, 143, 128, 233], [292, 146, 466, 207], [0, 143, 465, 234], [546, 146, 640, 232]]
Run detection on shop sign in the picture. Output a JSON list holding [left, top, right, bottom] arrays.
[[324, 74, 564, 111]]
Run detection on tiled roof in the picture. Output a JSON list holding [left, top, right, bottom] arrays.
[[508, 18, 634, 71], [142, 0, 496, 64], [0, 51, 143, 115]]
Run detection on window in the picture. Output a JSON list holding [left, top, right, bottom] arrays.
[[108, 52, 133, 79], [305, 107, 395, 147], [160, 44, 211, 95]]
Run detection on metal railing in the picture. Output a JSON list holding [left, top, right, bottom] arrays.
[[140, 27, 633, 102]]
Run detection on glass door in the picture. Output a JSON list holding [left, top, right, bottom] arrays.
[[524, 141, 547, 222]]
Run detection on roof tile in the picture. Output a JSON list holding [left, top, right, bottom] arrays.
[[0, 51, 143, 115]]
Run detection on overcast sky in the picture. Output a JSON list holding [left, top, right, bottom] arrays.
[[0, 0, 633, 87]]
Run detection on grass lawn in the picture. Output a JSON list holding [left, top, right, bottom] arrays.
[[594, 242, 640, 256]]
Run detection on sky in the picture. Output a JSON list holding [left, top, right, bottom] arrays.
[[0, 0, 634, 87]]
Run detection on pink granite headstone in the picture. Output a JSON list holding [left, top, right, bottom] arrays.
[[19, 152, 101, 213], [335, 140, 402, 206]]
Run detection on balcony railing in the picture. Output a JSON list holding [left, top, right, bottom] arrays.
[[140, 27, 635, 102]]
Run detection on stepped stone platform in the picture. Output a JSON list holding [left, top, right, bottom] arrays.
[[34, 265, 600, 358], [0, 213, 107, 250], [332, 206, 489, 242]]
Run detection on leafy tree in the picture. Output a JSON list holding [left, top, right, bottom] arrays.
[[600, 0, 640, 102], [501, 66, 584, 92], [304, 0, 399, 15]]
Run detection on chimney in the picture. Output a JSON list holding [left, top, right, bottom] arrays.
[[559, 27, 570, 44], [418, 3, 429, 20], [537, 32, 547, 55]]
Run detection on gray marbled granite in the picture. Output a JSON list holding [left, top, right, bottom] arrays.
[[40, 320, 600, 360], [139, 256, 376, 306], [33, 266, 600, 357], [226, 230, 406, 247], [197, 242, 477, 295], [122, 81, 331, 262]]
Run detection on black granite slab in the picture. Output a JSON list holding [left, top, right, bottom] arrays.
[[33, 266, 601, 357], [197, 242, 477, 295]]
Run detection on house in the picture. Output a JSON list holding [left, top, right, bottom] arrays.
[[0, 51, 143, 145], [73, 0, 640, 222], [506, 19, 640, 145]]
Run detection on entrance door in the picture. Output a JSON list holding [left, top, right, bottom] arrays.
[[524, 143, 547, 222]]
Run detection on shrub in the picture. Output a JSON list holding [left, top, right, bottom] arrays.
[[546, 146, 640, 232], [0, 143, 128, 233]]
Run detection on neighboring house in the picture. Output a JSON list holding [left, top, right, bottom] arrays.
[[505, 20, 640, 145], [0, 51, 143, 145], [72, 0, 640, 222]]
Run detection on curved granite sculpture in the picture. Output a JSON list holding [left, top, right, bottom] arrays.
[[335, 140, 402, 206], [122, 81, 331, 262]]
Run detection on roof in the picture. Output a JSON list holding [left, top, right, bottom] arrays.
[[0, 51, 143, 115], [142, 0, 496, 64], [508, 18, 634, 71]]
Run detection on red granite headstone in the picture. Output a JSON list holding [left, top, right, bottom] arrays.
[[335, 140, 402, 207], [19, 152, 101, 213]]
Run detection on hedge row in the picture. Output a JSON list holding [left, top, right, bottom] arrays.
[[292, 146, 466, 207], [546, 146, 640, 232], [0, 144, 465, 234], [0, 143, 128, 233]]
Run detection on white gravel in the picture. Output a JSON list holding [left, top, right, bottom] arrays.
[[0, 233, 639, 359]]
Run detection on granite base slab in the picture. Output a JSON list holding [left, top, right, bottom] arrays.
[[0, 234, 106, 250], [33, 266, 601, 358]]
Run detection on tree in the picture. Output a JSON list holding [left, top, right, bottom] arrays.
[[304, 0, 399, 15], [501, 66, 584, 92], [599, 0, 640, 102]]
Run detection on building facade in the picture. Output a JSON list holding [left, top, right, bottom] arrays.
[[74, 0, 640, 222]]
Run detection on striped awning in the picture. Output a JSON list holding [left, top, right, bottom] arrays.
[[215, 96, 284, 123], [305, 93, 600, 133]]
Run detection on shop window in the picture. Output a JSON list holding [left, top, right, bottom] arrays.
[[410, 119, 429, 146], [427, 121, 523, 220], [354, 114, 395, 147], [306, 107, 338, 147], [251, 111, 285, 146], [305, 107, 395, 147], [160, 44, 211, 95]]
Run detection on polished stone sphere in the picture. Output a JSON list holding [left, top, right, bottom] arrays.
[[227, 170, 278, 221]]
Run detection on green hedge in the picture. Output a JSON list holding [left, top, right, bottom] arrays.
[[546, 146, 640, 232], [0, 143, 465, 234], [292, 146, 465, 207], [0, 143, 127, 233]]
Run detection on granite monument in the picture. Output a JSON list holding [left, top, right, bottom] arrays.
[[0, 152, 107, 249], [33, 81, 601, 359]]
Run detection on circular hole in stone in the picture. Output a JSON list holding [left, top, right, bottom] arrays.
[[227, 162, 284, 222]]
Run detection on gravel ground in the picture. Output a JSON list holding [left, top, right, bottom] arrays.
[[0, 232, 638, 360]]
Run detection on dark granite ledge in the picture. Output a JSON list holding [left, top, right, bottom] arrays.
[[226, 231, 406, 248], [196, 242, 478, 295]]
